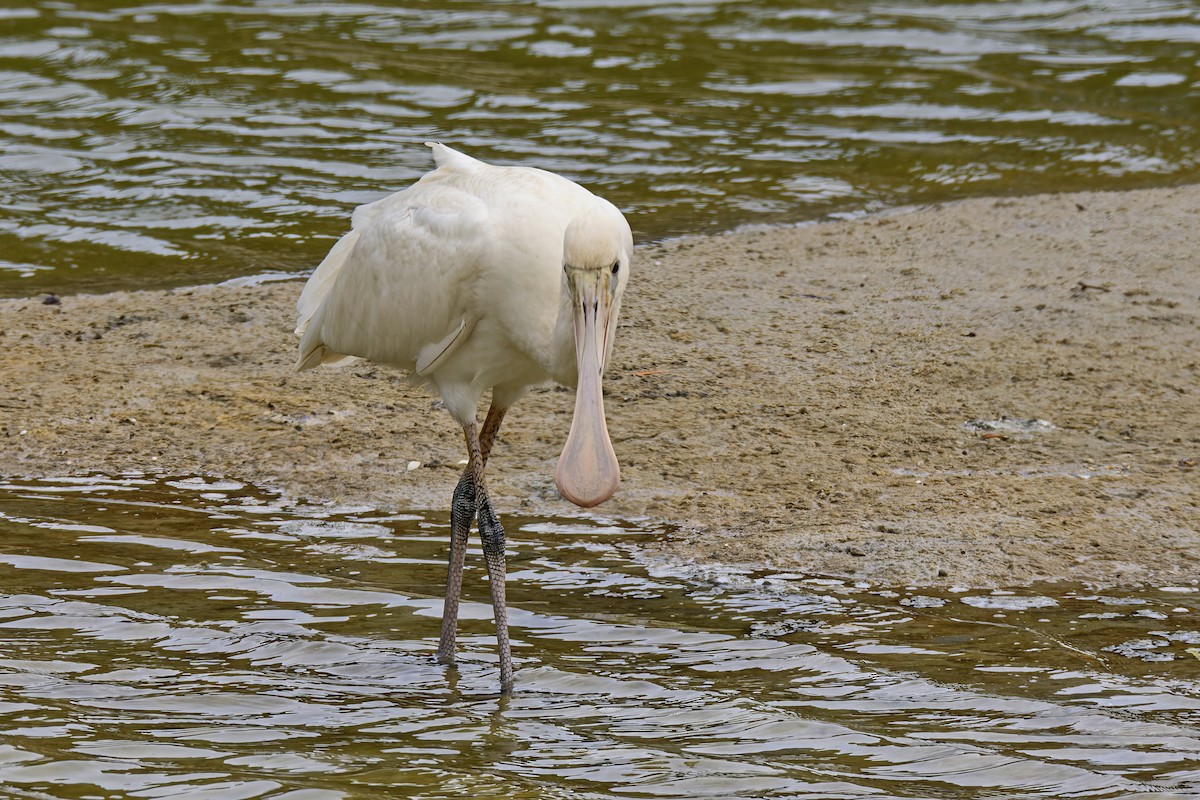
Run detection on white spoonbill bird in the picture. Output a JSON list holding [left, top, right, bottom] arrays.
[[295, 143, 633, 692]]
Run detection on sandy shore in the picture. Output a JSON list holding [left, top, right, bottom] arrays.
[[3, 186, 1198, 587]]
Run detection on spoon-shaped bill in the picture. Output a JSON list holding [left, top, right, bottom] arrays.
[[556, 271, 620, 507]]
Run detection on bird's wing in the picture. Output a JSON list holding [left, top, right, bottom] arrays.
[[295, 189, 408, 341], [296, 179, 492, 375], [415, 317, 476, 376], [295, 227, 360, 338]]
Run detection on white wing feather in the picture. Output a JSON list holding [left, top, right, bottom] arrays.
[[296, 228, 359, 337], [295, 143, 615, 405], [297, 173, 491, 374]]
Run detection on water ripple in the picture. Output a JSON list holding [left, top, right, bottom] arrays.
[[0, 1, 1197, 294], [0, 474, 1197, 798]]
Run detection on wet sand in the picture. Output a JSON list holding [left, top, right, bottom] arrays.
[[2, 186, 1197, 587]]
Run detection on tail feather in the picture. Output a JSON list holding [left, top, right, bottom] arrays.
[[296, 303, 359, 371]]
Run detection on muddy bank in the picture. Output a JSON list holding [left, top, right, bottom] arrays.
[[2, 185, 1198, 587]]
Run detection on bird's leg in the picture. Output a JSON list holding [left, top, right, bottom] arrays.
[[476, 402, 514, 692], [479, 403, 507, 467], [475, 468, 512, 693], [436, 404, 507, 670], [436, 456, 474, 665]]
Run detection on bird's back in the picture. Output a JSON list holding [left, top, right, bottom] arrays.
[[296, 144, 601, 387]]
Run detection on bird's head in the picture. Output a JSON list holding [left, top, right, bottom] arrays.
[[555, 203, 632, 509]]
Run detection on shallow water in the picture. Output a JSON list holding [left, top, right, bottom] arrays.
[[1, 474, 1198, 799], [3, 0, 1199, 295]]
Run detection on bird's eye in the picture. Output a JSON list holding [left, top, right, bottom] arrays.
[[611, 261, 620, 275]]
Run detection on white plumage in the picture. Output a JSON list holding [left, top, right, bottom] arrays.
[[297, 142, 631, 425], [295, 142, 633, 691]]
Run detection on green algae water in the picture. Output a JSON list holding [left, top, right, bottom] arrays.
[[0, 474, 1198, 799], [2, 0, 1199, 295]]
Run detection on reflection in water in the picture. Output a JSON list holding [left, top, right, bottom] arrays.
[[0, 474, 1197, 799], [1, 1, 1198, 293]]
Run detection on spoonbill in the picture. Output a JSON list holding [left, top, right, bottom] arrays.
[[295, 143, 632, 692]]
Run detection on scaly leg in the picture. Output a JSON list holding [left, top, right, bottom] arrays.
[[477, 483, 512, 692], [436, 403, 507, 670], [436, 464, 474, 664]]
